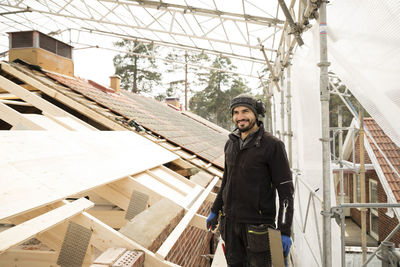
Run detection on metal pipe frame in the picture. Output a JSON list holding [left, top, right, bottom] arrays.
[[101, 0, 285, 26], [0, 3, 278, 51], [77, 27, 270, 63], [318, 1, 332, 267], [286, 62, 293, 167], [338, 106, 346, 267]]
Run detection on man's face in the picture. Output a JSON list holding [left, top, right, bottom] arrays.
[[232, 106, 257, 133]]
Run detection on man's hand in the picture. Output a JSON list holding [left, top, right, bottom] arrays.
[[281, 234, 292, 257], [206, 211, 218, 231]]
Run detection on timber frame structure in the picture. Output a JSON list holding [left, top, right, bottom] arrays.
[[0, 59, 225, 266]]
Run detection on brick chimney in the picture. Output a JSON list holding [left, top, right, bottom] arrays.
[[165, 97, 182, 110], [8, 31, 74, 76], [110, 75, 121, 94]]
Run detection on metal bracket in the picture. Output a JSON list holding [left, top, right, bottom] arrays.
[[330, 207, 344, 226], [57, 222, 92, 267], [125, 190, 149, 220]]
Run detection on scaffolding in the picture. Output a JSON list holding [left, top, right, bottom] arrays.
[[1, 1, 400, 267]]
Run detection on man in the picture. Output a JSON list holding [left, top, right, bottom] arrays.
[[206, 94, 294, 267]]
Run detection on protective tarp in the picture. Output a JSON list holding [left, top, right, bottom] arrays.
[[287, 25, 341, 266], [328, 0, 400, 148]]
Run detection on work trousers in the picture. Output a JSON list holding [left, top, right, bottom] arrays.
[[221, 217, 272, 267]]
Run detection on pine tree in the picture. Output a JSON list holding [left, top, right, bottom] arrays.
[[113, 40, 161, 94], [189, 56, 250, 130]]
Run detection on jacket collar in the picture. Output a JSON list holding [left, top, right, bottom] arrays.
[[229, 122, 264, 148]]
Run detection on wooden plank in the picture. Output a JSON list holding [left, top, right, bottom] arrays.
[[93, 247, 126, 265], [157, 165, 196, 188], [0, 248, 94, 267], [86, 210, 127, 229], [0, 131, 179, 220], [92, 184, 131, 211], [0, 72, 94, 131], [0, 249, 58, 267], [132, 172, 186, 206], [0, 93, 19, 99], [145, 169, 188, 196], [0, 99, 32, 106], [116, 177, 165, 206], [18, 114, 70, 130], [181, 184, 203, 208], [8, 202, 66, 251], [1, 62, 127, 131], [190, 214, 207, 230], [206, 192, 217, 202], [0, 101, 45, 129], [42, 112, 92, 131], [156, 176, 219, 259], [0, 198, 94, 254], [72, 212, 179, 267]]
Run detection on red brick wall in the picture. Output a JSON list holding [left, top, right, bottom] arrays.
[[349, 135, 372, 164], [378, 182, 400, 245], [349, 135, 400, 246], [350, 172, 380, 234], [166, 226, 214, 267], [165, 201, 218, 267]]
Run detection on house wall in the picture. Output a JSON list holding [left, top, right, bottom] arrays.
[[349, 135, 400, 246], [349, 171, 376, 234], [166, 201, 217, 267], [349, 135, 372, 164], [378, 183, 400, 245]]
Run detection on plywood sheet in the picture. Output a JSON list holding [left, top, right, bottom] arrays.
[[0, 131, 179, 220]]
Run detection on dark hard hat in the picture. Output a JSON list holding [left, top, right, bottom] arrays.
[[230, 93, 265, 117]]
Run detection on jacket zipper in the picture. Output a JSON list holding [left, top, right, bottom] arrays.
[[282, 199, 289, 224]]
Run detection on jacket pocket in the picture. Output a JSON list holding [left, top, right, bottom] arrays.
[[246, 224, 270, 253], [219, 215, 226, 241]]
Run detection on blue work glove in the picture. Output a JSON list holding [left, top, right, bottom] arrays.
[[281, 234, 292, 257], [206, 211, 218, 231]]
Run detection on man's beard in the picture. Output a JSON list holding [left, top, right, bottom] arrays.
[[237, 119, 257, 133]]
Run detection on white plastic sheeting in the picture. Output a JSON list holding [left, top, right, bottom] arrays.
[[273, 24, 341, 266], [328, 0, 400, 148]]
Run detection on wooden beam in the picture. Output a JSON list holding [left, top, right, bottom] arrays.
[[87, 210, 127, 229], [206, 192, 217, 203], [155, 176, 219, 259], [0, 93, 19, 99], [0, 249, 58, 267], [0, 99, 32, 106], [8, 202, 66, 251], [156, 165, 196, 188], [0, 248, 94, 267], [114, 176, 165, 206], [92, 184, 131, 211], [0, 62, 125, 131], [72, 212, 179, 267], [190, 214, 207, 230], [0, 101, 45, 129], [0, 198, 94, 254], [0, 70, 94, 131]]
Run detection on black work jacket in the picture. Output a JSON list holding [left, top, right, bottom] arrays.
[[211, 123, 294, 236]]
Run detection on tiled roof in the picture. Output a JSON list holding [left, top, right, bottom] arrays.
[[43, 71, 227, 168], [364, 118, 400, 201]]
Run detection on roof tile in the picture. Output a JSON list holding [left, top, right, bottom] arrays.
[[365, 118, 400, 202]]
